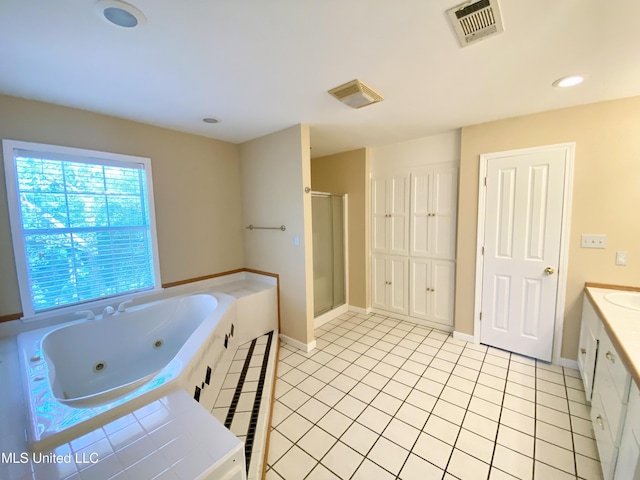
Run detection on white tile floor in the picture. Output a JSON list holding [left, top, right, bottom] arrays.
[[266, 312, 603, 480]]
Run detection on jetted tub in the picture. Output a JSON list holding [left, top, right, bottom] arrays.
[[42, 294, 218, 407], [18, 291, 237, 451]]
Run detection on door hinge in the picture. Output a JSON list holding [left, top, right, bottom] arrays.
[[481, 246, 484, 255], [479, 312, 483, 321], [484, 177, 487, 186]]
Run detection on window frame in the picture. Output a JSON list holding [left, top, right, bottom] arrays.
[[2, 139, 162, 321]]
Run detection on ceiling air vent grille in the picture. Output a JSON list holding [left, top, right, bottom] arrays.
[[447, 0, 504, 48], [328, 79, 384, 109]]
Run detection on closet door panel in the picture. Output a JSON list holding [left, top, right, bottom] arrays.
[[410, 259, 430, 319], [432, 167, 458, 260], [431, 260, 455, 327], [410, 171, 432, 257]]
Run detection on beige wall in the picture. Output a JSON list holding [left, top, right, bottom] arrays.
[[0, 95, 244, 317], [456, 96, 640, 360], [239, 125, 314, 344], [311, 148, 370, 309]]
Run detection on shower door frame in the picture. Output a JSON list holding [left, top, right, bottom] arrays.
[[311, 192, 349, 327]]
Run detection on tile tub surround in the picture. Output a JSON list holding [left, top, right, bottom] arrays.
[[0, 337, 243, 480], [267, 311, 602, 480], [18, 292, 235, 452], [0, 273, 279, 479]]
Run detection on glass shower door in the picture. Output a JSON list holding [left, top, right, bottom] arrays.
[[312, 194, 345, 317]]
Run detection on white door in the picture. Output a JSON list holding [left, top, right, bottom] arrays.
[[372, 176, 409, 255], [372, 255, 408, 314], [480, 147, 567, 361], [410, 167, 457, 259], [410, 258, 430, 319], [388, 256, 408, 315], [388, 176, 409, 256], [431, 259, 455, 327], [371, 254, 388, 310], [372, 178, 389, 254], [410, 258, 455, 326]]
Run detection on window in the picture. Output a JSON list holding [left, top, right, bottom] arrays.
[[3, 140, 161, 318]]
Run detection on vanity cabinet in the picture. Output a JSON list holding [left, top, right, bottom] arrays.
[[590, 325, 631, 480], [616, 383, 640, 480], [581, 289, 640, 480]]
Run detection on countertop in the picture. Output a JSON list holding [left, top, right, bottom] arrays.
[[585, 284, 640, 389]]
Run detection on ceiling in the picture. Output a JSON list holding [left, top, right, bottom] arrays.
[[1, 0, 639, 158]]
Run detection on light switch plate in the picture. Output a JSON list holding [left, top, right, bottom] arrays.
[[581, 234, 607, 249]]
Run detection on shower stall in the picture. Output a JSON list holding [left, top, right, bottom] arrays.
[[311, 192, 346, 318]]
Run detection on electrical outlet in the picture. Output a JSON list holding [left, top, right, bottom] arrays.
[[616, 251, 628, 266], [581, 234, 607, 249]]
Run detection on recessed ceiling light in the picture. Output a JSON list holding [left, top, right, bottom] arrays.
[[552, 75, 584, 88], [96, 0, 147, 28], [202, 117, 220, 124]]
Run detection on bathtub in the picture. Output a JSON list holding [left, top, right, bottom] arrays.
[[18, 291, 237, 451], [42, 294, 218, 407]]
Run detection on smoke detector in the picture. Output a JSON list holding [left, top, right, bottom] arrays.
[[447, 0, 504, 48], [328, 79, 384, 109]]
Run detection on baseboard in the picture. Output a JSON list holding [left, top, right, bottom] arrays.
[[279, 334, 316, 353], [348, 305, 371, 315], [314, 304, 349, 329], [559, 357, 578, 370], [368, 308, 454, 333], [453, 331, 476, 343]]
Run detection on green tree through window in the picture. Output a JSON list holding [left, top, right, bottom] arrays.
[[3, 140, 160, 317]]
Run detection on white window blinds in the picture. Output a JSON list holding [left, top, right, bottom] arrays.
[[3, 140, 160, 317]]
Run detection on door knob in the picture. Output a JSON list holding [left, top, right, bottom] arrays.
[[544, 267, 555, 275]]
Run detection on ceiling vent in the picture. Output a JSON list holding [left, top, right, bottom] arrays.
[[447, 0, 504, 48], [328, 79, 384, 109]]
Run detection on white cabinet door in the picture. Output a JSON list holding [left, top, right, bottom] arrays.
[[431, 260, 455, 327], [579, 295, 600, 402], [410, 171, 432, 258], [372, 177, 389, 254], [410, 167, 457, 259], [431, 167, 458, 259], [372, 255, 408, 315], [372, 176, 409, 255], [410, 259, 430, 319], [388, 256, 408, 315], [389, 176, 409, 256], [409, 258, 454, 327], [372, 254, 389, 311], [616, 383, 640, 480]]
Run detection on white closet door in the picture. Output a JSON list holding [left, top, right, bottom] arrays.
[[388, 176, 409, 256], [371, 254, 388, 310], [410, 171, 432, 257], [372, 178, 388, 254], [388, 256, 408, 315], [430, 260, 455, 327], [410, 259, 430, 319], [410, 166, 457, 259], [431, 167, 458, 259]]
